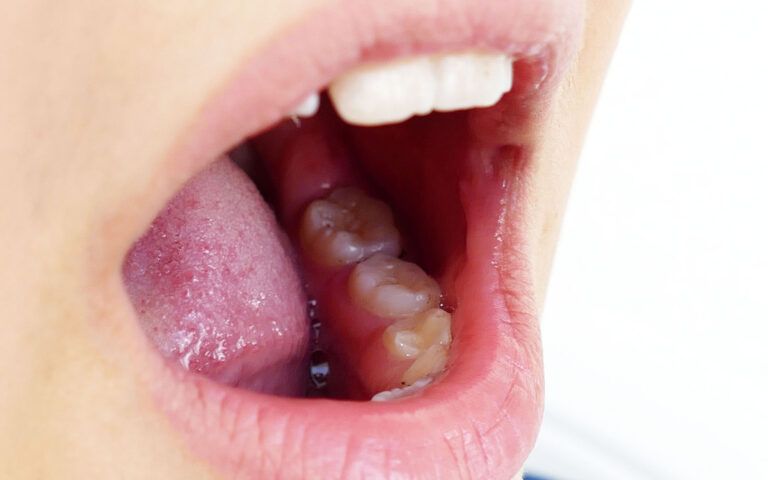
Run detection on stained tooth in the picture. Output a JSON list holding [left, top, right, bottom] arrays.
[[328, 52, 512, 126], [383, 308, 452, 359], [300, 188, 401, 266], [349, 254, 441, 318], [401, 344, 448, 386], [290, 92, 320, 118]]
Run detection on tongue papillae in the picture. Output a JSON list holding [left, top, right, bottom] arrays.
[[122, 159, 309, 396]]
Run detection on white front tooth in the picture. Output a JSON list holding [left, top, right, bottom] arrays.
[[433, 52, 512, 111], [300, 188, 401, 266], [349, 254, 441, 318], [290, 92, 320, 118], [328, 57, 434, 126], [328, 51, 512, 126]]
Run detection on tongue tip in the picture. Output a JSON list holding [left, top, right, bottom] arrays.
[[124, 159, 310, 394]]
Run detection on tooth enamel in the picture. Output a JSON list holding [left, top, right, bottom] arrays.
[[328, 52, 512, 126], [349, 254, 441, 318], [329, 57, 433, 126], [300, 188, 401, 266], [383, 308, 452, 359], [371, 377, 432, 402], [432, 52, 513, 112], [290, 92, 320, 118], [401, 344, 448, 386]]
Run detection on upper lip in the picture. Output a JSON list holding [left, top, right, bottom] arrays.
[[121, 0, 584, 477]]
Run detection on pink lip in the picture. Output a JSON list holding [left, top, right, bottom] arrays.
[[138, 0, 584, 477]]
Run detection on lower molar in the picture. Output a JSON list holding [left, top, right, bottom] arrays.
[[300, 187, 401, 266], [401, 344, 449, 386], [383, 308, 452, 359], [348, 253, 441, 318], [296, 187, 451, 396]]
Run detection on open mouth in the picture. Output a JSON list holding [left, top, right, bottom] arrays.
[[113, 0, 584, 477]]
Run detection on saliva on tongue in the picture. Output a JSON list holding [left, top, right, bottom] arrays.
[[123, 159, 310, 396]]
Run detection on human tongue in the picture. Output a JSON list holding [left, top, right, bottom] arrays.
[[122, 159, 309, 396]]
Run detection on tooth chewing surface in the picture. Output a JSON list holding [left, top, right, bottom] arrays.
[[300, 187, 401, 266], [348, 253, 441, 319], [402, 343, 448, 386], [328, 51, 512, 126], [383, 308, 451, 360]]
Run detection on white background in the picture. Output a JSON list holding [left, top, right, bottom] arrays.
[[526, 1, 768, 478]]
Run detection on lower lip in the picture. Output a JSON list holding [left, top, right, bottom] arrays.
[[129, 0, 582, 476]]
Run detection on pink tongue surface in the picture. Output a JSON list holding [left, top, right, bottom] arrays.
[[123, 159, 309, 396]]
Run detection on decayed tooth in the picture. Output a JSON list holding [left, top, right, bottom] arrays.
[[349, 254, 441, 318], [300, 188, 401, 266], [328, 51, 512, 126], [290, 92, 320, 118], [401, 344, 448, 386], [383, 308, 452, 359]]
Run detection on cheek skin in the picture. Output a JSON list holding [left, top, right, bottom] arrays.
[[524, 0, 631, 311], [0, 0, 628, 478], [0, 1, 326, 478]]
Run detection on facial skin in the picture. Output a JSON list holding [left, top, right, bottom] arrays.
[[0, 0, 628, 478]]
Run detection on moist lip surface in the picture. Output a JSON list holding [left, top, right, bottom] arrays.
[[118, 0, 585, 477]]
